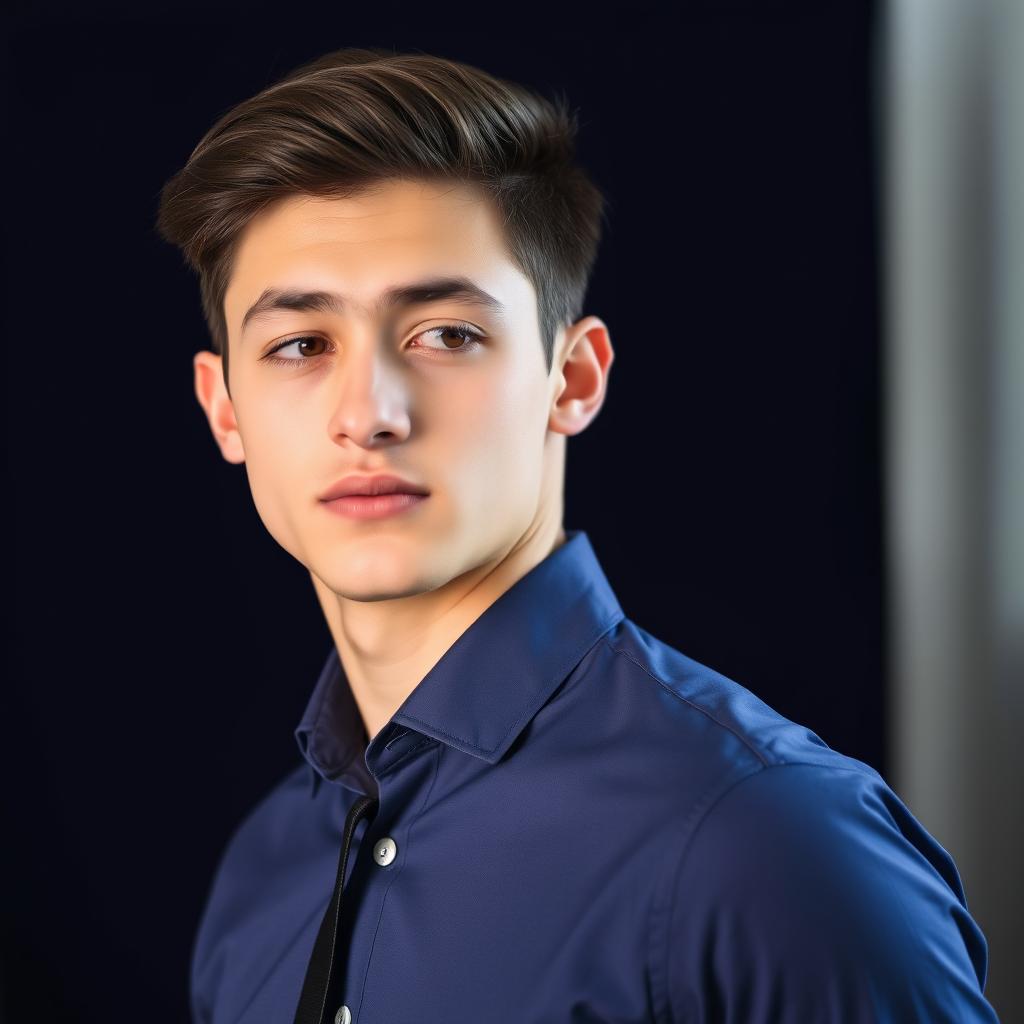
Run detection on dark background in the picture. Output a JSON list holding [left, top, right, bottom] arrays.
[[3, 2, 881, 1020]]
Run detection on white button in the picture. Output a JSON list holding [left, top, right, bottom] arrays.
[[373, 836, 397, 866], [334, 1005, 351, 1024]]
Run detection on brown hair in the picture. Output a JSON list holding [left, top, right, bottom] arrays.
[[154, 46, 610, 396]]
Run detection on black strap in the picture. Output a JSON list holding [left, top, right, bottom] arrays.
[[293, 793, 379, 1024]]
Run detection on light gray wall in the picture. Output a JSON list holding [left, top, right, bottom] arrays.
[[882, 0, 1024, 1018]]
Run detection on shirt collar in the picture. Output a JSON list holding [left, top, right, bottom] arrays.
[[294, 528, 625, 799]]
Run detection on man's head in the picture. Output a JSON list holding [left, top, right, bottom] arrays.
[[155, 47, 613, 602]]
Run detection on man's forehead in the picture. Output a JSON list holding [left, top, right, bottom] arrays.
[[225, 183, 517, 323]]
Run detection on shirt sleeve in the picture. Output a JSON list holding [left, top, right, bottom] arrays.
[[664, 762, 1000, 1023]]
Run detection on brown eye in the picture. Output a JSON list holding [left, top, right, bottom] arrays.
[[263, 336, 330, 365], [415, 324, 484, 355]]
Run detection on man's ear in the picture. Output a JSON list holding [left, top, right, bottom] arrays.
[[193, 350, 245, 464], [548, 315, 614, 439]]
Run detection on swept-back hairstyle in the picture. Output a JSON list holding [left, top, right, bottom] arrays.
[[154, 46, 609, 396]]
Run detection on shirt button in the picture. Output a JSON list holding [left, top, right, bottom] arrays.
[[372, 836, 397, 866], [334, 1005, 351, 1024]]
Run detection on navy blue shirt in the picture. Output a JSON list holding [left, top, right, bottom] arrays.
[[190, 529, 999, 1023]]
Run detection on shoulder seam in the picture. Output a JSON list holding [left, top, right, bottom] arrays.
[[656, 761, 883, 1024], [603, 636, 773, 767], [673, 761, 881, 880]]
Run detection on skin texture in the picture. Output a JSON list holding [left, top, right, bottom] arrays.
[[193, 179, 614, 742]]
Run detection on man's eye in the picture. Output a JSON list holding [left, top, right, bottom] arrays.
[[261, 324, 484, 367], [414, 324, 484, 355], [263, 336, 331, 365]]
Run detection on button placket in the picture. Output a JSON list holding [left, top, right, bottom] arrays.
[[291, 793, 378, 1024]]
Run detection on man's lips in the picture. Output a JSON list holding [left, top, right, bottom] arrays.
[[320, 491, 429, 521], [318, 472, 430, 501]]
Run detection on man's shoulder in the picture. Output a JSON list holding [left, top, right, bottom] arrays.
[[191, 762, 313, 957], [189, 760, 319, 1019], [658, 757, 996, 1021], [203, 760, 314, 902], [596, 619, 998, 1021], [595, 616, 877, 782]]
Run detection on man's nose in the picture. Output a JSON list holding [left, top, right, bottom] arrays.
[[324, 343, 413, 447]]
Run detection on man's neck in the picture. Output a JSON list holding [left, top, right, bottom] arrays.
[[310, 519, 567, 743]]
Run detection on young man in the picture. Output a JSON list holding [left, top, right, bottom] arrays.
[[158, 47, 1000, 1024]]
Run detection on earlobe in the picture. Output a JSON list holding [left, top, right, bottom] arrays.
[[193, 350, 246, 464]]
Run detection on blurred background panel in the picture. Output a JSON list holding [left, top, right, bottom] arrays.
[[884, 0, 1024, 1016]]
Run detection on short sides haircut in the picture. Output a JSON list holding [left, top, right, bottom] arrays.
[[154, 46, 610, 394]]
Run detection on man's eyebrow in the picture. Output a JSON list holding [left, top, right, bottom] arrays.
[[239, 276, 507, 336]]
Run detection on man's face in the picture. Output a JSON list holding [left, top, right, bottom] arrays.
[[215, 180, 569, 601]]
